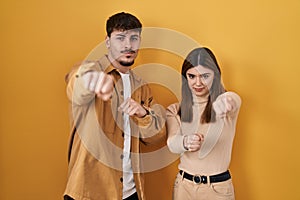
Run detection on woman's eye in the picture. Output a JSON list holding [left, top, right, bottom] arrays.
[[187, 74, 195, 79], [202, 74, 209, 79]]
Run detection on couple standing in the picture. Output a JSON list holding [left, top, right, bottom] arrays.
[[64, 12, 241, 200]]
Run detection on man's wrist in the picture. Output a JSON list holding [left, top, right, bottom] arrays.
[[140, 108, 149, 118]]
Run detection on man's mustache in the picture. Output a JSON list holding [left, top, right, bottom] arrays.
[[120, 50, 136, 54]]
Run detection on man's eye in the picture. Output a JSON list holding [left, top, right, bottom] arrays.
[[116, 37, 125, 41], [131, 37, 139, 41]]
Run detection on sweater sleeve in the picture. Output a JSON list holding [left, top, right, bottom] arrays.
[[166, 103, 187, 154]]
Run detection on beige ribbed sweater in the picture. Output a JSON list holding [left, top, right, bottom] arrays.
[[167, 92, 241, 176]]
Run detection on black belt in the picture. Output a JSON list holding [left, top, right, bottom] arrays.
[[179, 170, 231, 184]]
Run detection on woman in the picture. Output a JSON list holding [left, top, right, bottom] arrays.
[[167, 47, 241, 200]]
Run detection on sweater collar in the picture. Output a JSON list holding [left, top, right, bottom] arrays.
[[192, 94, 209, 104]]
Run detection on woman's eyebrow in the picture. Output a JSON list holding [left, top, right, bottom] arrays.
[[187, 72, 211, 76]]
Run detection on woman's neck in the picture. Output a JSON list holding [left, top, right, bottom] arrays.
[[192, 94, 209, 104]]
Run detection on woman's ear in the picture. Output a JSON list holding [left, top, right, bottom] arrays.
[[105, 36, 110, 48]]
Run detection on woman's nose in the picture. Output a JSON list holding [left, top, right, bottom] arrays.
[[195, 77, 202, 85]]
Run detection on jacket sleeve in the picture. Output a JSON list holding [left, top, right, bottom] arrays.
[[134, 84, 167, 145], [166, 103, 187, 154], [66, 62, 100, 106]]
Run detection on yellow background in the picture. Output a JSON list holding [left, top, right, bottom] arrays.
[[1, 0, 300, 199]]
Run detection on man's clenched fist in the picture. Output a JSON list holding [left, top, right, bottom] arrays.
[[82, 71, 114, 101]]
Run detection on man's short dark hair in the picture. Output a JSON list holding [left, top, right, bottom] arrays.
[[106, 12, 142, 37]]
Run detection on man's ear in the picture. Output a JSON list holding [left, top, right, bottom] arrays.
[[105, 36, 110, 48]]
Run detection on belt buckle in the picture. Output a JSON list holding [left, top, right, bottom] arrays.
[[193, 174, 202, 184]]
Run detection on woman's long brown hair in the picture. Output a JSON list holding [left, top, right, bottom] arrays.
[[179, 47, 225, 123]]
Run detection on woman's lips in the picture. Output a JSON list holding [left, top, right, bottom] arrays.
[[194, 87, 204, 92]]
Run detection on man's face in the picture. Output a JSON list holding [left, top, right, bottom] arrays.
[[106, 29, 141, 67]]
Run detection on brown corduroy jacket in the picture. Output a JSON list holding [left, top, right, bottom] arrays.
[[64, 56, 166, 200]]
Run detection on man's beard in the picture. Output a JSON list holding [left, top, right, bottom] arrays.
[[119, 50, 136, 67], [119, 60, 134, 67]]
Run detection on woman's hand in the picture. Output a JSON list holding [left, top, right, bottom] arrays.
[[183, 134, 204, 152], [213, 93, 239, 117]]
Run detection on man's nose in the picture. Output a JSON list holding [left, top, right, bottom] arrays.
[[124, 38, 132, 49]]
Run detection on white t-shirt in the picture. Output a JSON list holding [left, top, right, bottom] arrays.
[[120, 72, 136, 199]]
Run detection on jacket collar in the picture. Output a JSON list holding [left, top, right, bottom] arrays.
[[97, 55, 142, 83]]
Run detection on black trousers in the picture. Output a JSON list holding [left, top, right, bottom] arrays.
[[124, 192, 139, 200], [64, 195, 74, 200], [63, 192, 139, 200]]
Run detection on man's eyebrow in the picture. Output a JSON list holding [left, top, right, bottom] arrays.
[[114, 33, 126, 37], [114, 33, 140, 38]]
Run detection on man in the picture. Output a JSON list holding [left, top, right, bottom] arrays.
[[64, 12, 166, 200]]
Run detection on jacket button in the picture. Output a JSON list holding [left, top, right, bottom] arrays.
[[120, 177, 123, 182], [122, 133, 124, 137], [120, 154, 124, 159]]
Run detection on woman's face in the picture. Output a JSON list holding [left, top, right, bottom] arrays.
[[186, 65, 214, 98]]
